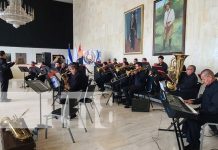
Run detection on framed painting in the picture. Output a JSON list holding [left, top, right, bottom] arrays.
[[153, 0, 187, 55], [15, 53, 27, 64], [124, 5, 144, 54], [6, 53, 11, 62]]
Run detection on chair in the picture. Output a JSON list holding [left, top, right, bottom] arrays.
[[44, 94, 87, 143], [200, 122, 218, 150], [79, 80, 100, 123]]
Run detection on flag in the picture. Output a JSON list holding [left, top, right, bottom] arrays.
[[73, 47, 78, 62], [67, 45, 73, 64]]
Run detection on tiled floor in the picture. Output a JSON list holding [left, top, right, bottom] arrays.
[[0, 80, 217, 150]]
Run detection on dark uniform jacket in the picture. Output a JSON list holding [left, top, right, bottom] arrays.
[[134, 70, 148, 88], [68, 72, 88, 92], [193, 80, 218, 114], [177, 73, 198, 92], [0, 58, 14, 81], [157, 62, 168, 73]]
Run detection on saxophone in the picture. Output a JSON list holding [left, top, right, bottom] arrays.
[[166, 54, 188, 91], [0, 110, 32, 141]]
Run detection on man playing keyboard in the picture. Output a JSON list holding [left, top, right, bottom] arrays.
[[184, 69, 218, 150]]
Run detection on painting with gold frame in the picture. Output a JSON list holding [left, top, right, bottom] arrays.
[[153, 0, 187, 55], [124, 5, 144, 54]]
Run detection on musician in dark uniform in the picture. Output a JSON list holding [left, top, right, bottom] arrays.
[[133, 58, 138, 64], [95, 62, 113, 91], [123, 62, 148, 108], [170, 65, 199, 99], [67, 63, 88, 92], [0, 51, 15, 102], [142, 58, 151, 71], [113, 58, 118, 65], [157, 55, 168, 73], [123, 58, 129, 65], [184, 69, 218, 150], [60, 62, 67, 74], [25, 61, 40, 81], [37, 62, 49, 82]]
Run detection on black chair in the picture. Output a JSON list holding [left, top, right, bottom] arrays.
[[44, 93, 87, 143], [79, 79, 100, 123]]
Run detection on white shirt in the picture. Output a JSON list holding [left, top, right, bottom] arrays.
[[164, 9, 175, 27]]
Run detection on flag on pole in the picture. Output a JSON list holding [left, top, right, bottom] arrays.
[[67, 44, 73, 64], [73, 47, 78, 62]]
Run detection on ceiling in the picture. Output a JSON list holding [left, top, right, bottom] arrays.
[[54, 0, 73, 4]]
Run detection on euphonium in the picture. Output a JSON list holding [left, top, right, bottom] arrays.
[[0, 110, 32, 141], [166, 54, 188, 91]]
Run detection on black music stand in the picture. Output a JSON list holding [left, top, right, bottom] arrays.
[[18, 66, 29, 89], [26, 80, 51, 128]]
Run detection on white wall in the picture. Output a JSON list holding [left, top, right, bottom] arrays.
[[0, 46, 69, 78], [73, 0, 218, 74]]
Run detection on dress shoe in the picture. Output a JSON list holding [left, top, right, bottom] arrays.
[[124, 105, 130, 108], [184, 144, 192, 150]]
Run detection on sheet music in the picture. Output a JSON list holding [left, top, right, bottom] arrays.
[[177, 97, 198, 114]]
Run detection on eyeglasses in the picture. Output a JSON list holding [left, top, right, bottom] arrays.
[[187, 68, 193, 70]]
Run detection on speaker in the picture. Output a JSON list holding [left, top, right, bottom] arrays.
[[132, 97, 150, 112], [42, 52, 51, 67]]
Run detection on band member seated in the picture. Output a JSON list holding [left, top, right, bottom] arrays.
[[25, 61, 40, 82], [107, 58, 112, 64], [133, 58, 138, 64], [66, 63, 88, 92], [123, 62, 148, 108], [142, 58, 151, 70], [113, 58, 118, 65], [60, 63, 67, 74], [54, 62, 61, 73], [215, 72, 218, 78], [170, 65, 199, 99], [156, 55, 168, 73], [123, 57, 129, 65], [37, 62, 49, 82], [183, 69, 218, 150], [95, 62, 113, 91], [146, 67, 161, 96]]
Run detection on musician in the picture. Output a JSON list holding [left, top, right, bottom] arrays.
[[215, 72, 218, 78], [25, 61, 40, 82], [37, 62, 49, 82], [113, 58, 118, 65], [67, 63, 88, 92], [107, 59, 112, 64], [142, 58, 151, 70], [60, 63, 67, 74], [54, 62, 61, 72], [170, 65, 198, 99], [95, 62, 113, 91], [156, 55, 168, 73], [123, 62, 148, 108], [184, 69, 218, 150], [123, 58, 129, 65], [0, 51, 15, 102], [133, 58, 138, 64]]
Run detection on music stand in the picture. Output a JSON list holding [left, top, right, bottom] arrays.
[[18, 66, 29, 89], [26, 80, 51, 128]]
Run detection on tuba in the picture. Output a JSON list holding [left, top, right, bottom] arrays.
[[166, 54, 188, 91], [0, 110, 32, 141]]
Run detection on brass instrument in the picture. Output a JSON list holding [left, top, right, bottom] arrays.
[[96, 67, 105, 73], [126, 67, 146, 76], [166, 54, 188, 91], [0, 109, 32, 141]]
